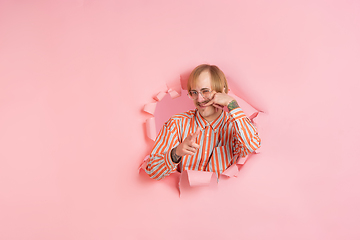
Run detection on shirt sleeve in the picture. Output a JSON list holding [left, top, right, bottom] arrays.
[[229, 108, 261, 159], [145, 118, 181, 180]]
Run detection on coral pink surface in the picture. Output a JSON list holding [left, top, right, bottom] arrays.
[[1, 1, 360, 240]]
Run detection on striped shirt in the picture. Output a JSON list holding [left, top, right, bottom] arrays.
[[145, 108, 261, 180]]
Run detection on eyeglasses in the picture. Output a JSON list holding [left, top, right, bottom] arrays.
[[188, 88, 213, 100]]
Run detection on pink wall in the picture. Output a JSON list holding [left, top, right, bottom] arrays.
[[1, 0, 360, 239]]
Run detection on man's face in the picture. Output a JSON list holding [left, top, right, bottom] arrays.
[[190, 71, 221, 122]]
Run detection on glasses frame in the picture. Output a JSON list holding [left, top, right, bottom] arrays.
[[187, 88, 213, 100]]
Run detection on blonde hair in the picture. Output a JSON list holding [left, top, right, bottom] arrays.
[[187, 64, 229, 94]]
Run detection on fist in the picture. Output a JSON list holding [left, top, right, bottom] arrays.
[[202, 92, 235, 109], [175, 128, 201, 157]]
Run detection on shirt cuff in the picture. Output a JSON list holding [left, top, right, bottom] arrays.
[[229, 107, 247, 120], [164, 149, 179, 171]]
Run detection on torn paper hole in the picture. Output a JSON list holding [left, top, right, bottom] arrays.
[[142, 76, 264, 194]]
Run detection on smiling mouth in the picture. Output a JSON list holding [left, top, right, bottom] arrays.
[[197, 99, 211, 107]]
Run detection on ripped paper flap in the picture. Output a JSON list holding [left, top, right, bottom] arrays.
[[178, 170, 218, 196], [146, 117, 156, 141], [139, 155, 149, 172], [187, 170, 214, 186], [154, 91, 167, 101], [228, 89, 258, 118], [237, 154, 250, 165], [166, 78, 182, 98], [221, 163, 239, 177], [168, 88, 181, 98], [143, 102, 157, 115]]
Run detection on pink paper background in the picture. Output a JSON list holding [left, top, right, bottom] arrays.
[[1, 1, 360, 239]]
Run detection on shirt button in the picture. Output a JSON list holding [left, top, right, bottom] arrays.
[[205, 151, 207, 154], [206, 134, 209, 136]]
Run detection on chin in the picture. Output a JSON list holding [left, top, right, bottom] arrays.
[[197, 105, 216, 118]]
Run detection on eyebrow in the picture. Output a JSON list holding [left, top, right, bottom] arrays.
[[190, 88, 211, 91]]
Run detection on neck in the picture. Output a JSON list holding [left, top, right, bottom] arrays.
[[203, 109, 222, 123]]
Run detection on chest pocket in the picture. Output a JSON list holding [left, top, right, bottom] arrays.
[[207, 145, 233, 173]]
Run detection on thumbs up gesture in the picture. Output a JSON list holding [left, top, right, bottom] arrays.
[[175, 128, 201, 157]]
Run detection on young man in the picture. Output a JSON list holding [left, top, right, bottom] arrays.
[[145, 64, 261, 180]]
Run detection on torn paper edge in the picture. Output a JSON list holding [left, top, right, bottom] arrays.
[[141, 76, 264, 195]]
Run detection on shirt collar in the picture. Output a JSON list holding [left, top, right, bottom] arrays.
[[195, 109, 225, 130]]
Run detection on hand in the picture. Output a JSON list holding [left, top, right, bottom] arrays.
[[175, 128, 201, 157], [202, 92, 235, 109]]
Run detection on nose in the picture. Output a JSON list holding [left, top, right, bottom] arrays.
[[196, 92, 205, 102]]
